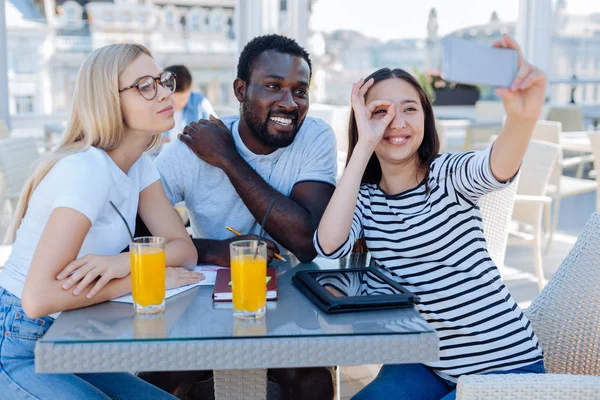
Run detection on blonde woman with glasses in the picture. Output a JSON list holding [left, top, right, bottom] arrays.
[[0, 43, 201, 398]]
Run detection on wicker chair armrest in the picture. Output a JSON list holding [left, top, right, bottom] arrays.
[[514, 194, 553, 204], [561, 154, 594, 168], [457, 373, 600, 400]]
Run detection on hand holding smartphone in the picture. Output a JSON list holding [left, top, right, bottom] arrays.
[[442, 39, 519, 88]]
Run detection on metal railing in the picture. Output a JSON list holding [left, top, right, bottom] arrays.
[[549, 77, 600, 104]]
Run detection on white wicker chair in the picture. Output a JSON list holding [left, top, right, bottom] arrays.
[[546, 107, 594, 179], [457, 212, 600, 400], [587, 132, 600, 211], [479, 175, 518, 270], [547, 105, 586, 132], [0, 137, 40, 213], [463, 101, 504, 151], [508, 139, 561, 291], [530, 121, 597, 252]]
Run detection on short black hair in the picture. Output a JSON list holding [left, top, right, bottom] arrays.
[[236, 34, 312, 83], [165, 65, 192, 93]]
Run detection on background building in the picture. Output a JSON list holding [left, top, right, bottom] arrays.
[[6, 0, 314, 137], [318, 1, 600, 105], [5, 0, 600, 135]]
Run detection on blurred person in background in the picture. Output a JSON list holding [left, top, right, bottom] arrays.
[[160, 65, 217, 147]]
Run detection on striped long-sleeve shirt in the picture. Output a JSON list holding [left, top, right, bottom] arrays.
[[314, 147, 542, 383]]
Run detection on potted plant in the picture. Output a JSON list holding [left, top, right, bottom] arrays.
[[413, 69, 480, 106]]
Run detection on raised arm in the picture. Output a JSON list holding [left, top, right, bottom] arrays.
[[488, 35, 547, 182], [317, 79, 396, 255]]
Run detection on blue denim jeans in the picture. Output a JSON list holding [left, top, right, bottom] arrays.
[[351, 360, 545, 400], [0, 287, 177, 399]]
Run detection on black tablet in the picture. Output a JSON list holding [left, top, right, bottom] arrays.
[[292, 267, 419, 313]]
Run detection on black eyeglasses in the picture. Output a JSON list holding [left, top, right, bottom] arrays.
[[119, 71, 177, 100]]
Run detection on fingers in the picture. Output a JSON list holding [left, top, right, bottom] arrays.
[[267, 249, 274, 263], [502, 35, 525, 66], [519, 69, 547, 91], [357, 78, 374, 101], [73, 267, 102, 295], [209, 114, 228, 129], [178, 128, 194, 144], [380, 103, 397, 127], [366, 100, 393, 113], [350, 78, 364, 106], [510, 64, 533, 91], [167, 267, 204, 289], [86, 274, 112, 299], [502, 35, 522, 53], [184, 122, 202, 134], [57, 256, 89, 280], [351, 78, 374, 105], [61, 263, 93, 290], [493, 35, 526, 68], [494, 88, 516, 102]]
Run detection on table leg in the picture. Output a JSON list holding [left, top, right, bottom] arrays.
[[213, 369, 267, 400]]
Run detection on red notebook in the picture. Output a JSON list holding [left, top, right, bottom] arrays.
[[212, 268, 278, 302]]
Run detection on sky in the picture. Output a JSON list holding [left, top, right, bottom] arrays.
[[310, 0, 600, 40]]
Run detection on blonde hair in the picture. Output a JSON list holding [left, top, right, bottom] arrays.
[[4, 43, 161, 244]]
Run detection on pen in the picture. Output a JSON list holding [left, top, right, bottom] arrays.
[[226, 226, 285, 261]]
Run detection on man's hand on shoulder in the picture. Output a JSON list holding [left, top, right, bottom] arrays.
[[179, 115, 240, 170]]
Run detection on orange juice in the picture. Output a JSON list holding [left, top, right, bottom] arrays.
[[231, 254, 267, 313], [130, 248, 166, 307]]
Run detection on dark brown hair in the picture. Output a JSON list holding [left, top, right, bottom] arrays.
[[165, 65, 192, 93], [347, 68, 440, 186]]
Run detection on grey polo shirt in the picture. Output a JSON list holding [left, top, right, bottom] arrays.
[[154, 115, 338, 252]]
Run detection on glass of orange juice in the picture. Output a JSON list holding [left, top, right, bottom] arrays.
[[130, 237, 166, 314], [230, 240, 267, 319]]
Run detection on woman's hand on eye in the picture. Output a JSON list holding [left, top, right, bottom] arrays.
[[350, 78, 396, 148]]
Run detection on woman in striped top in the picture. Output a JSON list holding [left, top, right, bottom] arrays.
[[315, 36, 547, 400]]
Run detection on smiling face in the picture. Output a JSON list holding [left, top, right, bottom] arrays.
[[366, 77, 425, 167], [238, 50, 310, 148], [119, 53, 175, 137]]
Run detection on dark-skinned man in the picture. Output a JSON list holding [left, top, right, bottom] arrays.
[[138, 35, 337, 400]]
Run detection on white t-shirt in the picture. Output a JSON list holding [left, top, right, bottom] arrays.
[[0, 147, 160, 299]]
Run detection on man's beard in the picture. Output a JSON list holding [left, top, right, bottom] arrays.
[[242, 101, 300, 148]]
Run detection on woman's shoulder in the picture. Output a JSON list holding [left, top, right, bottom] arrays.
[[58, 146, 106, 167], [50, 147, 111, 183]]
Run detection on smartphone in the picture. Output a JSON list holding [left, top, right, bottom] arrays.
[[442, 39, 519, 88]]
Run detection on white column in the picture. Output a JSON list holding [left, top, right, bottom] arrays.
[[261, 0, 279, 35], [0, 0, 11, 130], [516, 0, 553, 76], [235, 0, 263, 53], [287, 0, 309, 48], [236, 0, 285, 53]]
